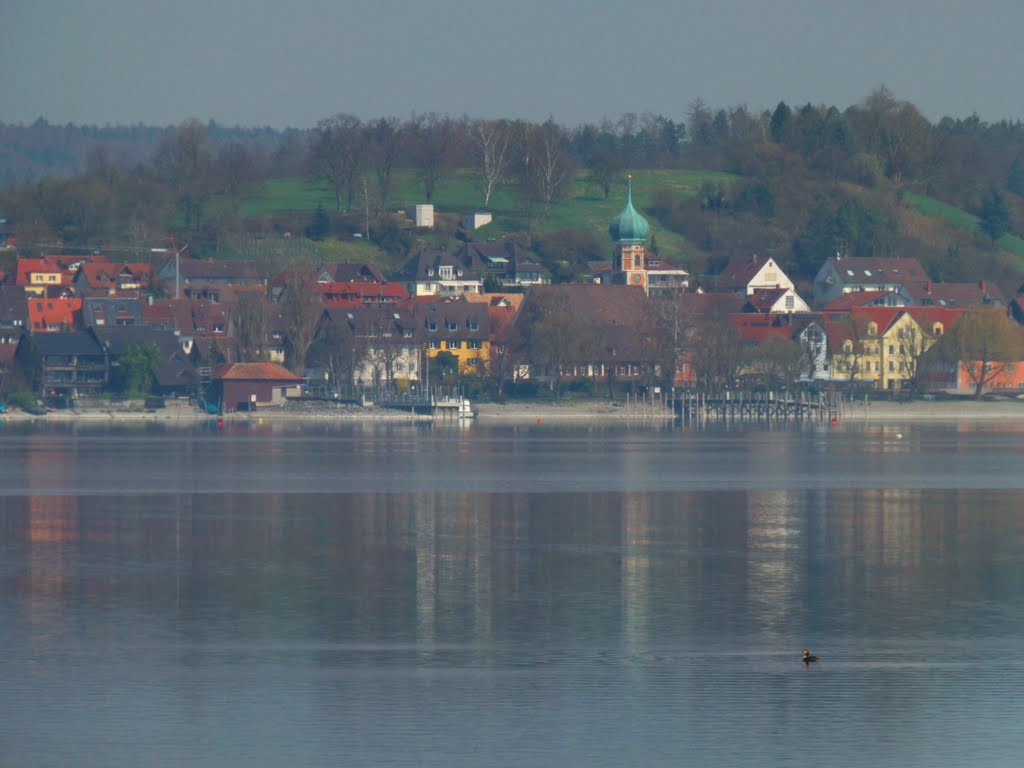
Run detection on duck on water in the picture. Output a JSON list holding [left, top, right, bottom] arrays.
[[802, 649, 820, 664]]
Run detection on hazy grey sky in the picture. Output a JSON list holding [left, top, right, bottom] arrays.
[[3, 0, 1023, 129]]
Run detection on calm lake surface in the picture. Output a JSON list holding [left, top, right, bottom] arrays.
[[2, 418, 1024, 767]]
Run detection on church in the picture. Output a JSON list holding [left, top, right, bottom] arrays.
[[607, 177, 689, 296]]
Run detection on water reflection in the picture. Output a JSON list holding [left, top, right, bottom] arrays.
[[3, 425, 1024, 766]]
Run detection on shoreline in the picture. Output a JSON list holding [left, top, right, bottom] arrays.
[[3, 398, 1024, 425]]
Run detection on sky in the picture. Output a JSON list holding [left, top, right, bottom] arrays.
[[3, 0, 1024, 130]]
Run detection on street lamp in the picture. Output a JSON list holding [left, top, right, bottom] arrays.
[[150, 242, 189, 299]]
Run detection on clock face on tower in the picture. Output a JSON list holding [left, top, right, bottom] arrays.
[[632, 273, 642, 284]]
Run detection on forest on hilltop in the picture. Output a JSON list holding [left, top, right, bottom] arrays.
[[2, 88, 1024, 294]]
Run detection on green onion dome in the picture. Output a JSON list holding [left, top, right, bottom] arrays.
[[609, 177, 649, 243]]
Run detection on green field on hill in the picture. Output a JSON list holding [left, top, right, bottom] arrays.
[[238, 168, 735, 268], [904, 191, 1024, 264]]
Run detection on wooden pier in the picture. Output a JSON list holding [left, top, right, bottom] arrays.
[[674, 390, 842, 425]]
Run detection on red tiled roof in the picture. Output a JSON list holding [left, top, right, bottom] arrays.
[[28, 297, 83, 331], [212, 362, 303, 381]]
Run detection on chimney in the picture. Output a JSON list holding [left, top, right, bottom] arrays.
[[979, 280, 987, 292]]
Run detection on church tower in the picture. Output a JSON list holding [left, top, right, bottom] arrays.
[[609, 176, 650, 289]]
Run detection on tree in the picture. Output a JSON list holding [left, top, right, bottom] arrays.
[[517, 120, 573, 219], [308, 114, 365, 212], [688, 316, 745, 390], [305, 203, 330, 241], [929, 308, 1024, 398], [470, 118, 511, 207], [234, 292, 271, 362], [279, 268, 323, 374], [586, 146, 622, 200], [365, 116, 404, 207], [748, 334, 811, 390], [308, 320, 366, 390], [115, 343, 161, 395], [518, 290, 595, 398], [978, 186, 1011, 241], [409, 113, 460, 202], [152, 118, 213, 231], [650, 289, 694, 391]]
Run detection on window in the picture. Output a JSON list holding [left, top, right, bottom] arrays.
[[889, 362, 894, 372], [785, 295, 794, 310], [428, 340, 439, 349], [467, 340, 481, 350], [427, 320, 437, 331], [467, 320, 479, 331], [888, 345, 894, 355], [446, 321, 457, 332], [402, 329, 413, 338], [447, 340, 461, 349]]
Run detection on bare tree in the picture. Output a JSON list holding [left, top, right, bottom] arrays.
[[517, 120, 573, 218], [279, 268, 323, 374], [409, 113, 460, 202], [153, 118, 213, 231], [470, 118, 511, 207], [308, 114, 365, 212], [234, 291, 271, 362], [365, 116, 404, 208]]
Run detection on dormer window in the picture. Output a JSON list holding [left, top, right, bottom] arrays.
[[427, 320, 437, 331], [446, 320, 457, 332], [427, 268, 434, 277], [867, 322, 877, 336], [467, 320, 479, 331]]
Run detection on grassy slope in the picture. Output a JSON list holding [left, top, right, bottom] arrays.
[[904, 191, 1024, 266], [238, 169, 735, 270]]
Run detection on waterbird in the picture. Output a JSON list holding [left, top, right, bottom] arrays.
[[802, 649, 820, 664]]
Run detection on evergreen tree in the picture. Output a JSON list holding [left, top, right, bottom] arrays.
[[978, 186, 1011, 241], [305, 203, 330, 241]]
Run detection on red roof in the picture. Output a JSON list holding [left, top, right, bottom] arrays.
[[212, 362, 303, 381], [28, 297, 83, 331]]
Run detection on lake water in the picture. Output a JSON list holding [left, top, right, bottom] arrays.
[[2, 418, 1024, 767]]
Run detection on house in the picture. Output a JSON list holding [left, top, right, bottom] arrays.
[[314, 281, 408, 305], [317, 262, 385, 284], [903, 279, 1007, 309], [317, 304, 421, 386], [406, 248, 483, 297], [211, 362, 303, 411], [742, 287, 811, 314], [509, 284, 660, 393], [812, 256, 929, 307], [93, 326, 198, 396], [822, 307, 961, 391], [715, 254, 794, 295], [459, 240, 549, 288], [157, 257, 269, 299], [419, 297, 490, 375], [73, 262, 154, 296], [821, 290, 910, 310], [15, 257, 73, 296], [82, 296, 144, 327], [28, 297, 83, 333], [26, 331, 109, 400]]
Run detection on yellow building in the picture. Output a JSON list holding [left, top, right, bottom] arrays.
[[420, 298, 491, 376]]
